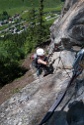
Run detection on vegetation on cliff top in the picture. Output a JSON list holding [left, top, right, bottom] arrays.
[[0, 0, 63, 86]]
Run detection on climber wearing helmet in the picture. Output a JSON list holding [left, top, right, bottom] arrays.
[[31, 48, 50, 77], [35, 48, 50, 76]]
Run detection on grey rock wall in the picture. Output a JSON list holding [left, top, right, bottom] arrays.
[[0, 70, 72, 125], [0, 0, 84, 125], [50, 0, 84, 51]]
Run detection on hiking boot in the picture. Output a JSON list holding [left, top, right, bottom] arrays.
[[36, 68, 42, 76], [43, 70, 50, 77]]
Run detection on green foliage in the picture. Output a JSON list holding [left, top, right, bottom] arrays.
[[35, 24, 48, 45], [26, 0, 47, 48], [0, 0, 63, 86], [23, 33, 37, 55], [0, 40, 20, 62], [24, 36, 33, 55], [0, 40, 26, 86], [38, 0, 44, 26], [0, 11, 10, 20], [4, 31, 28, 47], [24, 0, 50, 49], [0, 0, 62, 11], [28, 8, 36, 26]]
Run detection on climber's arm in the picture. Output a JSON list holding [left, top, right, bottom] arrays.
[[37, 59, 48, 65]]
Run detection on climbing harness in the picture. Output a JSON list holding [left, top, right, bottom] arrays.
[[38, 49, 84, 125]]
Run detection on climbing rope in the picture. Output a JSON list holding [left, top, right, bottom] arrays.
[[38, 48, 84, 125], [38, 50, 84, 125], [38, 72, 79, 125]]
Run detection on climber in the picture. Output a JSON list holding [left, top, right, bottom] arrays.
[[73, 48, 84, 76], [31, 48, 52, 77]]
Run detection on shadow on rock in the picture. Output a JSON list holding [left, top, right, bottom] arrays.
[[45, 111, 67, 125], [67, 100, 84, 125], [45, 100, 84, 125]]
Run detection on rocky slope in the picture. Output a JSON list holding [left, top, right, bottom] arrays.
[[50, 0, 84, 51], [0, 0, 84, 125]]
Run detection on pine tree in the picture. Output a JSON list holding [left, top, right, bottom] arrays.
[[28, 0, 36, 31], [36, 0, 45, 45], [38, 0, 44, 27]]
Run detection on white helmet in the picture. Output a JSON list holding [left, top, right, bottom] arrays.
[[36, 48, 45, 56]]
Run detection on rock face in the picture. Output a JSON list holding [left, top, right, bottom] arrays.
[[50, 0, 84, 50], [51, 50, 75, 69], [0, 0, 84, 125], [0, 50, 84, 125], [0, 69, 73, 125]]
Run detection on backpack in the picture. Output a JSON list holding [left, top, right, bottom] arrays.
[[31, 54, 39, 68]]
